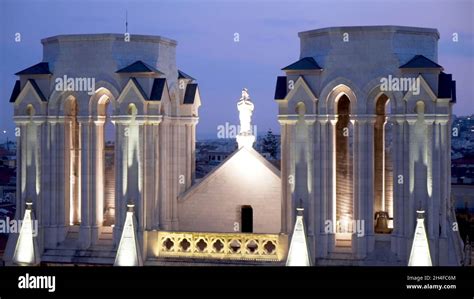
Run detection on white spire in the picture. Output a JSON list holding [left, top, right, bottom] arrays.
[[236, 88, 255, 149], [114, 204, 143, 266], [408, 210, 432, 266], [13, 202, 40, 265], [286, 208, 311, 266]]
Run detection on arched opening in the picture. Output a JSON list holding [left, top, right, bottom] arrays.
[[374, 94, 393, 233], [98, 95, 116, 227], [65, 97, 80, 225], [335, 94, 353, 242], [241, 205, 253, 233]]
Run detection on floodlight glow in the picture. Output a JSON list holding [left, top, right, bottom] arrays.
[[13, 202, 40, 265], [114, 204, 143, 266], [286, 208, 311, 266], [408, 210, 432, 266]]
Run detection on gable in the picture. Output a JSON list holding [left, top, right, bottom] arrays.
[[180, 147, 280, 201], [178, 147, 282, 234]]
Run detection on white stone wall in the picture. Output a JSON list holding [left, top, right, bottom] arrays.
[[6, 34, 201, 264], [279, 26, 462, 265], [178, 148, 281, 234]]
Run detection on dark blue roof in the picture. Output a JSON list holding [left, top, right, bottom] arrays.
[[149, 78, 167, 101], [29, 79, 47, 102], [438, 72, 456, 103], [130, 78, 149, 100], [178, 70, 195, 80], [117, 60, 164, 74], [183, 84, 198, 104], [9, 79, 47, 102], [400, 55, 442, 69], [9, 80, 21, 103], [274, 76, 287, 100], [15, 62, 51, 75], [282, 57, 322, 71]]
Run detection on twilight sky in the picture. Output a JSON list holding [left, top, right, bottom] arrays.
[[0, 0, 473, 140]]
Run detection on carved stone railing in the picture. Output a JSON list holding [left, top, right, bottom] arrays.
[[155, 231, 288, 262]]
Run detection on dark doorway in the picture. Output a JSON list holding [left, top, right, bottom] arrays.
[[241, 206, 253, 233]]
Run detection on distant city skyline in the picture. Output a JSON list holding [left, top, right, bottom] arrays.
[[1, 0, 473, 140]]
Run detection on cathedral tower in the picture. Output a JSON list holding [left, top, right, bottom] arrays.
[[275, 26, 463, 265]]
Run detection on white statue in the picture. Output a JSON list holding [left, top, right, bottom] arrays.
[[236, 88, 256, 149], [237, 88, 254, 134]]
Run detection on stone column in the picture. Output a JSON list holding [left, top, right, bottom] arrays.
[[153, 123, 161, 230], [391, 117, 405, 257], [424, 118, 434, 239], [439, 118, 448, 238], [143, 122, 154, 231], [159, 119, 170, 230], [43, 118, 57, 248], [78, 117, 92, 249], [317, 117, 329, 257], [353, 117, 365, 258], [430, 118, 442, 264], [305, 116, 316, 261], [91, 117, 105, 245], [406, 116, 417, 256], [327, 116, 337, 252], [112, 120, 124, 245], [278, 118, 297, 234], [365, 117, 376, 253]]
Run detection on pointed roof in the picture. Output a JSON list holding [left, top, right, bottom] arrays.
[[438, 72, 456, 103], [149, 78, 167, 101], [400, 55, 443, 69], [129, 77, 150, 100], [114, 204, 143, 266], [12, 202, 40, 265], [282, 57, 322, 71], [28, 79, 47, 102], [274, 76, 288, 100], [178, 70, 195, 81], [286, 208, 311, 266], [15, 62, 51, 75], [408, 211, 432, 266], [116, 60, 164, 74], [9, 80, 21, 103], [179, 146, 280, 201], [183, 83, 198, 104]]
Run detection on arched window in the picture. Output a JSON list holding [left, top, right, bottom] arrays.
[[335, 94, 353, 239], [374, 94, 393, 233], [98, 95, 116, 227]]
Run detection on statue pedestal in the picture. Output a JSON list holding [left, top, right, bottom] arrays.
[[236, 134, 255, 149]]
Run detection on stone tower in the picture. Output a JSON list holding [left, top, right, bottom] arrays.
[[5, 34, 201, 264], [275, 26, 463, 265]]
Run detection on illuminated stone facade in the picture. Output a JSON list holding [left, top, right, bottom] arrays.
[[5, 34, 201, 264], [275, 26, 463, 265], [5, 34, 281, 265]]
